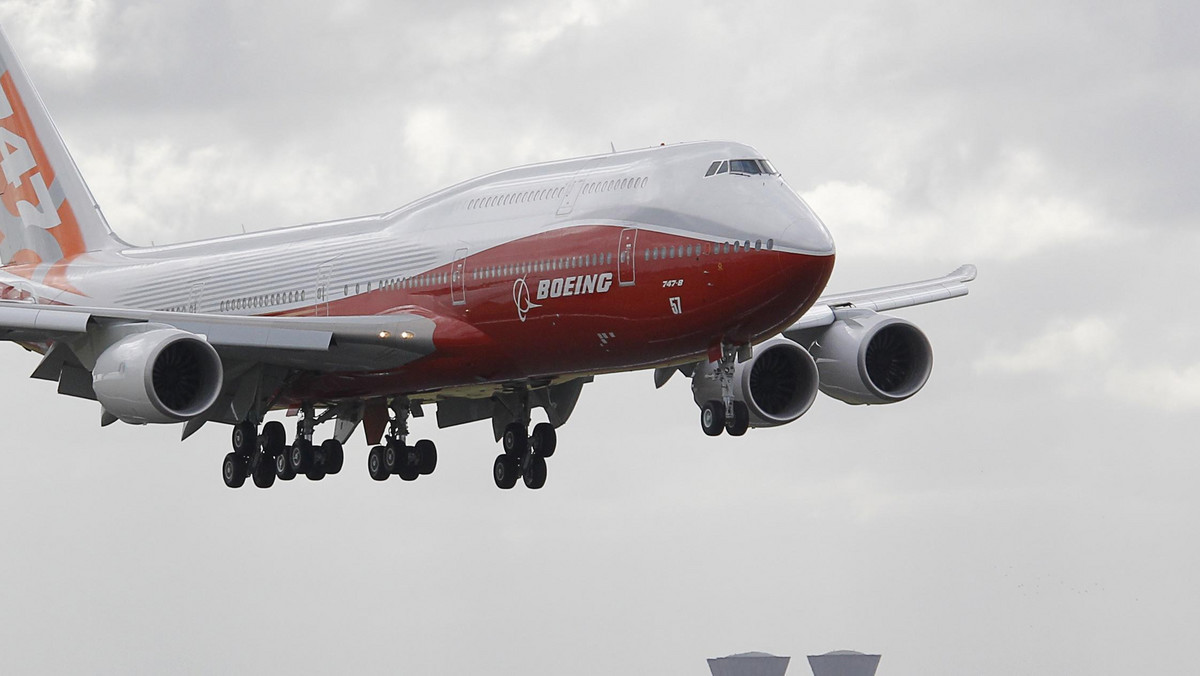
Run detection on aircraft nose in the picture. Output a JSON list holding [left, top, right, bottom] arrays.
[[778, 194, 835, 256]]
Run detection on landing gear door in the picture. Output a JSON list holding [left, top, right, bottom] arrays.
[[451, 247, 467, 306], [618, 227, 637, 287]]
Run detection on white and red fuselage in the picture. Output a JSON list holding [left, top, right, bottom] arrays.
[[11, 142, 835, 406]]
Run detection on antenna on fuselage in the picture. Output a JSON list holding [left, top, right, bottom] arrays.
[[610, 141, 617, 153]]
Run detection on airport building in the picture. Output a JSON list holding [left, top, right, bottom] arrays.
[[807, 650, 881, 676], [707, 652, 791, 676], [706, 649, 881, 676]]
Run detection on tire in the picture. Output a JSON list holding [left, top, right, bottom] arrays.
[[493, 453, 519, 490], [368, 446, 389, 481], [231, 421, 257, 455], [222, 453, 247, 488], [384, 443, 399, 474], [398, 444, 420, 481], [252, 456, 276, 488], [502, 423, 528, 456], [322, 439, 344, 475], [289, 441, 312, 473], [415, 439, 437, 475], [531, 422, 556, 458], [262, 421, 286, 456], [701, 400, 725, 436], [726, 401, 749, 437], [523, 455, 547, 490], [306, 466, 326, 481], [275, 449, 296, 480]]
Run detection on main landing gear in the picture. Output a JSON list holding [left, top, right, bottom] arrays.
[[492, 421, 556, 490], [699, 342, 750, 437], [366, 402, 438, 483], [221, 405, 345, 489]]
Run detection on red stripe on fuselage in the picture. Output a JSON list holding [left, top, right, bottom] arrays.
[[284, 225, 833, 403]]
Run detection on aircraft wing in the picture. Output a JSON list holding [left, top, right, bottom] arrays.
[[783, 264, 977, 334], [0, 301, 437, 372]]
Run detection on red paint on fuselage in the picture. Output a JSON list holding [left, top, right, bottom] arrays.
[[286, 225, 833, 402]]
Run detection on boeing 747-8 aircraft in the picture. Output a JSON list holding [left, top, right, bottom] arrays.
[[0, 27, 975, 490]]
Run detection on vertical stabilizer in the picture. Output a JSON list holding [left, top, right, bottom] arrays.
[[0, 24, 122, 269]]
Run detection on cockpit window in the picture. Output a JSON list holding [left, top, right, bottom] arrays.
[[707, 158, 779, 177], [729, 159, 761, 175], [704, 160, 729, 177]]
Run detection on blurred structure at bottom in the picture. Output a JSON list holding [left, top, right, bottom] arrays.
[[807, 650, 881, 676], [706, 649, 882, 676]]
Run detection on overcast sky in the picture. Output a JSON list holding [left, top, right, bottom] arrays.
[[0, 1, 1196, 675]]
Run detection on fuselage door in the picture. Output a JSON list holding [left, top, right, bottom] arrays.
[[618, 227, 637, 287], [451, 247, 468, 306], [316, 264, 332, 316], [187, 281, 205, 313]]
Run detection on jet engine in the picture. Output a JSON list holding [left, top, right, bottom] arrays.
[[691, 339, 820, 428], [793, 308, 933, 405], [92, 328, 224, 424]]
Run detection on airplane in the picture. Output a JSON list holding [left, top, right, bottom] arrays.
[[0, 26, 975, 490]]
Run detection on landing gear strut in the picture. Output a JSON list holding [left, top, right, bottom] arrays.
[[368, 400, 438, 483]]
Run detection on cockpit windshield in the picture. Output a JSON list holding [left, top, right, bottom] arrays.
[[705, 158, 778, 177]]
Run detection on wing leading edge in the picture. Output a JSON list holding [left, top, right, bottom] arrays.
[[784, 264, 977, 335]]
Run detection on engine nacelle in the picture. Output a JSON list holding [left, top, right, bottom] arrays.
[[92, 328, 224, 424], [692, 339, 820, 428], [795, 309, 933, 405]]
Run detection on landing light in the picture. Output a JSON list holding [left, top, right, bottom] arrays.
[[378, 331, 391, 339], [400, 331, 415, 340]]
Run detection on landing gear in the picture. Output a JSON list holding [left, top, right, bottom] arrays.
[[493, 400, 556, 490], [367, 400, 439, 484], [699, 342, 752, 437], [222, 403, 353, 489], [223, 420, 276, 490]]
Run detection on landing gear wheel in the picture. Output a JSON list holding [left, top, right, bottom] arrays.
[[415, 439, 438, 475], [493, 453, 519, 489], [289, 441, 313, 474], [502, 423, 528, 456], [232, 421, 257, 455], [222, 453, 247, 488], [530, 423, 557, 458], [262, 421, 286, 456], [384, 443, 399, 474], [701, 400, 726, 436], [275, 450, 296, 481], [523, 455, 547, 490], [726, 401, 750, 436], [252, 457, 276, 488], [368, 445, 389, 481], [306, 466, 326, 481], [397, 446, 420, 482], [322, 439, 344, 475]]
